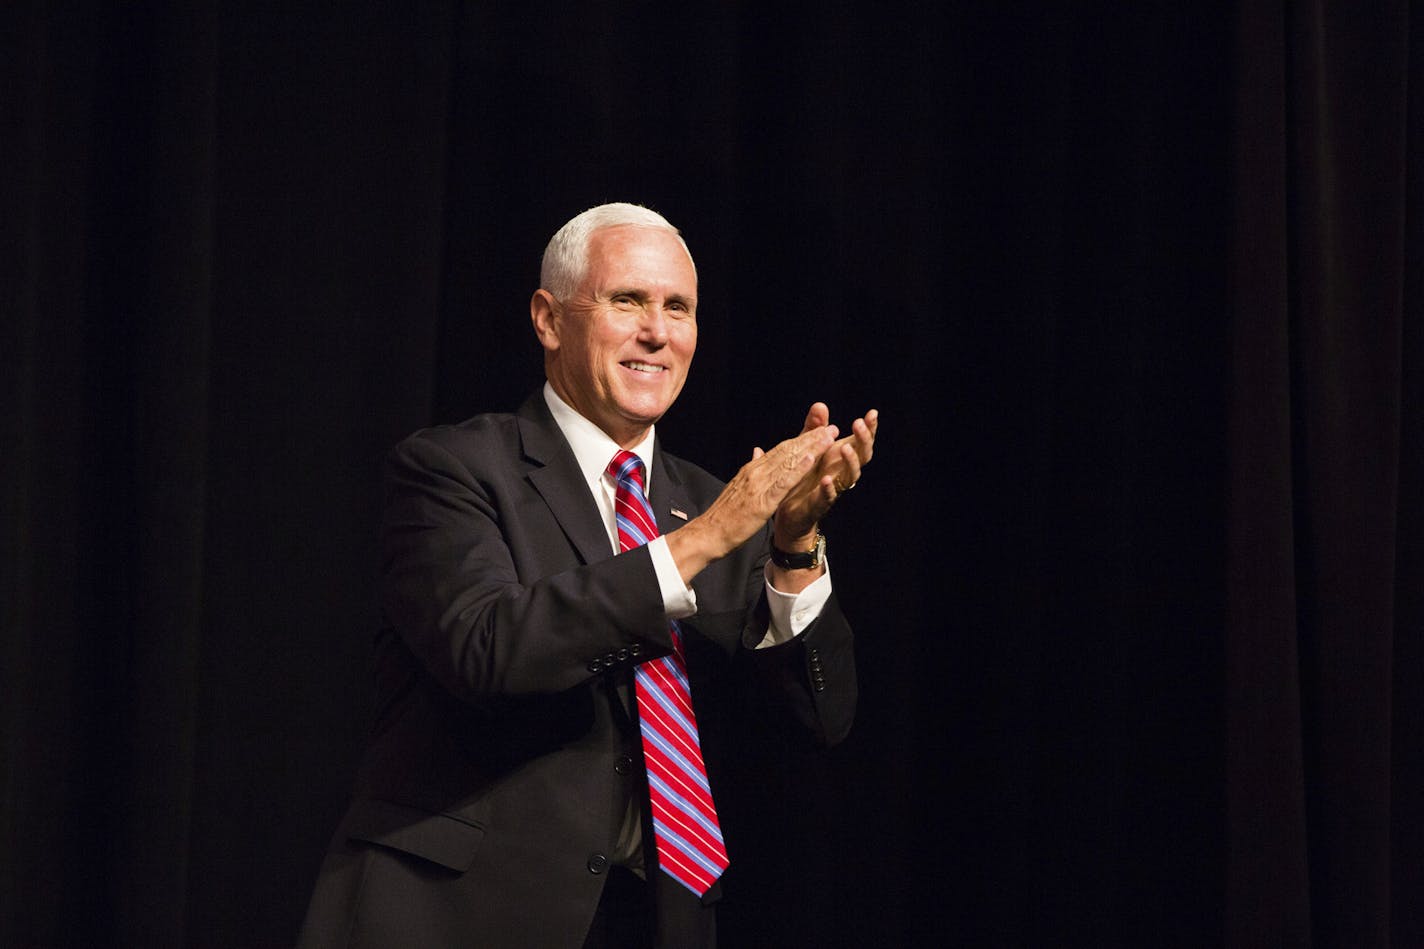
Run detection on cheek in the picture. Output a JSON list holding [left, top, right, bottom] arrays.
[[675, 327, 697, 365], [592, 320, 633, 362], [583, 331, 616, 367]]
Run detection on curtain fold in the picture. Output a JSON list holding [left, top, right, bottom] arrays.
[[1227, 2, 1420, 945]]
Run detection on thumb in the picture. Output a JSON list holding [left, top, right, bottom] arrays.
[[800, 402, 830, 434]]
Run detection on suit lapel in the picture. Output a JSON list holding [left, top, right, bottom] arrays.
[[650, 441, 699, 538], [517, 394, 614, 566], [516, 392, 704, 568]]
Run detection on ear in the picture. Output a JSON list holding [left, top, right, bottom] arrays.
[[530, 289, 561, 352]]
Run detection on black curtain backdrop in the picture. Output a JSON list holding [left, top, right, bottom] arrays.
[[3, 2, 1420, 947]]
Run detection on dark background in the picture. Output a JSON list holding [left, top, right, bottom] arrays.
[[4, 2, 1422, 946]]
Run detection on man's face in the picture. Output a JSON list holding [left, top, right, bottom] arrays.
[[537, 225, 698, 447]]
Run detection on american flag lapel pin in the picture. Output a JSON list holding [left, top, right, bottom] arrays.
[[670, 507, 689, 521]]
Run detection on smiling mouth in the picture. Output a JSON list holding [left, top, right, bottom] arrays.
[[621, 361, 666, 374]]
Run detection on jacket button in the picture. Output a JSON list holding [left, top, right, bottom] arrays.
[[616, 647, 630, 662], [587, 853, 609, 874], [587, 659, 603, 673], [629, 643, 643, 656], [615, 755, 634, 775]]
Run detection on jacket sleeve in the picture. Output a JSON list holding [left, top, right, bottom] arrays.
[[742, 587, 858, 748], [379, 431, 676, 704], [685, 524, 858, 749]]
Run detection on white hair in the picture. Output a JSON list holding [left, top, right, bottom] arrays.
[[539, 202, 693, 300]]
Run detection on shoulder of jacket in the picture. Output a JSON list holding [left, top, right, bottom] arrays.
[[386, 412, 521, 470]]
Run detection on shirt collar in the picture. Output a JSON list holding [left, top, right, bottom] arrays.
[[542, 382, 656, 492]]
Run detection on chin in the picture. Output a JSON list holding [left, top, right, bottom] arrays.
[[616, 393, 674, 420], [617, 407, 669, 429]]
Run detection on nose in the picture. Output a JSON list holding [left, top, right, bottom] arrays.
[[638, 304, 670, 346]]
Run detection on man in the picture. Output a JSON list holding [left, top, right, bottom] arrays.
[[300, 203, 877, 948]]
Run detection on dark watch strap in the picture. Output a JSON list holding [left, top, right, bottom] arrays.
[[770, 531, 825, 569]]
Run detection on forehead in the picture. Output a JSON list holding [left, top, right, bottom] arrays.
[[583, 225, 697, 291]]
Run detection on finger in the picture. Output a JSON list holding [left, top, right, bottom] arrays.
[[838, 442, 863, 484], [819, 427, 870, 468], [784, 431, 833, 478], [816, 409, 877, 455], [821, 448, 861, 498], [771, 423, 837, 457], [824, 412, 876, 465], [800, 401, 830, 434], [797, 475, 836, 517], [788, 423, 838, 459], [851, 416, 875, 463]]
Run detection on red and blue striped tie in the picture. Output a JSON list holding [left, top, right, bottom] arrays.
[[607, 449, 730, 897]]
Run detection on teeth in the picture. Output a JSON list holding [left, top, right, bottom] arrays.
[[623, 361, 664, 373]]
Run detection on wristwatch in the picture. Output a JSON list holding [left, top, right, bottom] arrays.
[[769, 530, 826, 570]]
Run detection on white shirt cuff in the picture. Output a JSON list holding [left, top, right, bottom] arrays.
[[758, 559, 833, 648], [647, 535, 697, 619]]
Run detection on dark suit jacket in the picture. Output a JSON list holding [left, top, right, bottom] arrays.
[[299, 392, 857, 948]]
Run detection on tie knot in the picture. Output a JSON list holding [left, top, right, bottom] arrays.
[[607, 449, 646, 493]]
